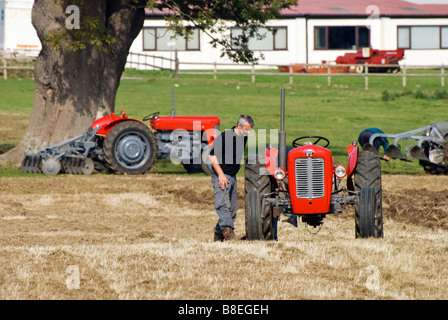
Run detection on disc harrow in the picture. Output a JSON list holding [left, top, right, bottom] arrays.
[[22, 126, 101, 176]]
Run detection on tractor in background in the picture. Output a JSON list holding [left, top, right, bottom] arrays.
[[22, 109, 219, 176], [245, 90, 383, 240]]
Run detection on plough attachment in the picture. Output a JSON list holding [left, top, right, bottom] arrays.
[[362, 122, 448, 174], [22, 127, 100, 176], [406, 145, 429, 161]]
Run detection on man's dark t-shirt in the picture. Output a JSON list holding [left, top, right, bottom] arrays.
[[210, 127, 248, 176]]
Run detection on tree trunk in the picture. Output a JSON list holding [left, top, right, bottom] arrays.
[[1, 0, 146, 165]]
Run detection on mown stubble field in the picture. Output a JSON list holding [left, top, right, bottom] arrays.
[[0, 172, 447, 300]]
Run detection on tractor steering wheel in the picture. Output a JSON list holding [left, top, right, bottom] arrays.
[[292, 136, 330, 148], [142, 112, 160, 121]]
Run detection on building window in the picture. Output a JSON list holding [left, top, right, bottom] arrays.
[[143, 27, 200, 51], [314, 26, 370, 50], [231, 26, 288, 51], [398, 26, 448, 49]]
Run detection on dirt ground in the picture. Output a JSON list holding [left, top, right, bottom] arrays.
[[0, 172, 448, 300]]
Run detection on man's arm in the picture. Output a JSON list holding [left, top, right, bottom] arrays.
[[209, 155, 229, 189]]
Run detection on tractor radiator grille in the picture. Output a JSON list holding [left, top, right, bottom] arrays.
[[295, 157, 325, 199]]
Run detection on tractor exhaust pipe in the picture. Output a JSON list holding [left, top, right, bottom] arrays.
[[279, 89, 287, 170], [170, 89, 176, 117]]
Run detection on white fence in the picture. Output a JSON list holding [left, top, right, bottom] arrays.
[[2, 53, 447, 90], [126, 52, 448, 90]]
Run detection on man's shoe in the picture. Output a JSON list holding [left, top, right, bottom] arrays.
[[221, 227, 236, 241], [214, 232, 224, 242]]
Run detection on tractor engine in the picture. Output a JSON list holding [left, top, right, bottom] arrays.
[[149, 115, 220, 173], [285, 144, 334, 227]]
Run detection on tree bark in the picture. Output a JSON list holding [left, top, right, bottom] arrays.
[[1, 0, 146, 165]]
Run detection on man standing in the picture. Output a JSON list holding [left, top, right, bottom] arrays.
[[209, 115, 254, 241]]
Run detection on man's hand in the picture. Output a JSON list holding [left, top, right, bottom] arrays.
[[209, 154, 228, 189], [218, 174, 229, 190]]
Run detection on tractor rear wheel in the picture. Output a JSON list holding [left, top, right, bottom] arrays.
[[182, 145, 212, 175], [103, 121, 157, 175], [357, 188, 377, 237], [354, 151, 383, 238], [245, 155, 275, 240]]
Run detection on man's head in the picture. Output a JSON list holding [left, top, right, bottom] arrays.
[[235, 114, 254, 137]]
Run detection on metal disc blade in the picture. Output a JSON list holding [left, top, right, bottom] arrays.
[[42, 158, 61, 176], [81, 158, 94, 175]]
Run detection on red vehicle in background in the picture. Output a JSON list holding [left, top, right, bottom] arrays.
[[336, 47, 405, 73], [278, 48, 405, 74], [22, 109, 220, 176]]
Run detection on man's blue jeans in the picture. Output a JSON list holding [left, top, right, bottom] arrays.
[[211, 173, 238, 235]]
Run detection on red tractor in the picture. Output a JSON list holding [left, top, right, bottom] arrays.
[[245, 90, 383, 239], [336, 47, 405, 73], [22, 109, 219, 176]]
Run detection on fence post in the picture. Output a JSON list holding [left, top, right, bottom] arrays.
[[441, 64, 445, 87], [402, 64, 406, 87], [289, 63, 293, 85], [327, 64, 331, 86], [213, 62, 217, 80], [365, 64, 369, 90], [174, 50, 179, 79], [3, 59, 7, 80], [251, 63, 255, 83]]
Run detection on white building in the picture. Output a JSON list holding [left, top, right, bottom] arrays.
[[130, 0, 448, 68], [0, 0, 40, 55], [2, 0, 448, 66]]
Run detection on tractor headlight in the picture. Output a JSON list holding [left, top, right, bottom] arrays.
[[334, 165, 347, 178], [273, 168, 286, 180]]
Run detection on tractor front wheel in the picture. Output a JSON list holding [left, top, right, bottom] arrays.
[[103, 121, 157, 175], [245, 155, 275, 240]]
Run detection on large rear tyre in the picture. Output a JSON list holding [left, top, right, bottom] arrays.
[[245, 155, 275, 240], [103, 121, 157, 175], [354, 151, 383, 238], [357, 188, 377, 237]]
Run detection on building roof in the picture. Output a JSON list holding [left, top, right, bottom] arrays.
[[282, 0, 448, 18], [145, 0, 448, 18]]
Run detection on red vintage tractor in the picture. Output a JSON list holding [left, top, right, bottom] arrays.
[[22, 109, 220, 176], [278, 48, 404, 74], [336, 47, 405, 73], [245, 90, 383, 239]]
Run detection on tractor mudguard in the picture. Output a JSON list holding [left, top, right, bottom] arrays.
[[265, 147, 279, 176], [265, 146, 293, 176], [92, 111, 146, 137], [346, 142, 359, 178]]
